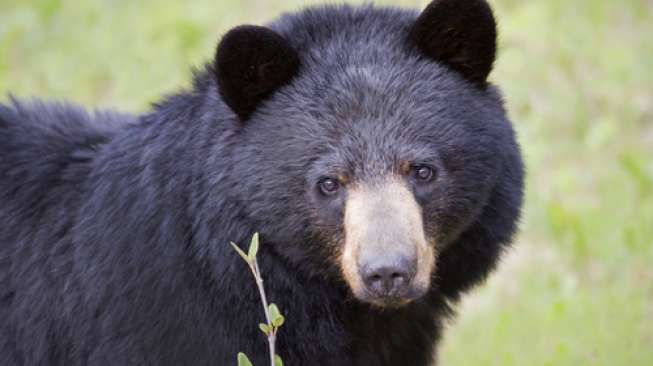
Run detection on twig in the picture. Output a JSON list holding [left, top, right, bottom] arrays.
[[251, 258, 276, 366], [231, 233, 284, 366]]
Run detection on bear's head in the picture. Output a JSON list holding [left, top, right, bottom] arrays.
[[213, 0, 517, 308]]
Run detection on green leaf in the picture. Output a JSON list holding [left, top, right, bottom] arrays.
[[259, 323, 270, 335], [248, 232, 259, 261], [274, 355, 284, 366], [272, 315, 285, 328], [268, 303, 281, 323], [230, 242, 250, 264], [237, 352, 253, 366]]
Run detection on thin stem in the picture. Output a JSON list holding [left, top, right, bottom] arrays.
[[251, 259, 276, 366]]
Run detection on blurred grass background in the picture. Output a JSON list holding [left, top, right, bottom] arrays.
[[1, 0, 651, 364]]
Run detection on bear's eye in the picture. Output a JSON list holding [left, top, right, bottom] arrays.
[[411, 165, 436, 183], [318, 178, 340, 196]]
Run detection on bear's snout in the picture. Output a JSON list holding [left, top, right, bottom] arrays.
[[341, 178, 436, 307]]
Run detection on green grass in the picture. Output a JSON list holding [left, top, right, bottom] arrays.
[[1, 0, 651, 364]]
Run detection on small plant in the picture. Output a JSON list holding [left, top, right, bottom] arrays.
[[231, 233, 286, 366]]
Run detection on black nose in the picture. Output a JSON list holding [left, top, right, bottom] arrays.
[[361, 258, 416, 297]]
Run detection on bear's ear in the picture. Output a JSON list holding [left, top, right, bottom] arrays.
[[410, 0, 497, 86], [214, 25, 300, 121]]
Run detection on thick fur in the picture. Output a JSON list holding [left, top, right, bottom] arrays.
[[0, 2, 523, 365]]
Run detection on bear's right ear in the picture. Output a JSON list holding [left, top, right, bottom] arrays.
[[214, 25, 300, 121], [410, 0, 497, 86]]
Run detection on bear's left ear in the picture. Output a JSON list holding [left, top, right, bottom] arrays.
[[214, 25, 300, 121], [410, 0, 497, 86]]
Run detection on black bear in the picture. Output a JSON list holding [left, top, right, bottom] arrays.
[[0, 0, 523, 365]]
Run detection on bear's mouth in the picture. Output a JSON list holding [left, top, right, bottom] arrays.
[[359, 285, 430, 309], [340, 178, 436, 307]]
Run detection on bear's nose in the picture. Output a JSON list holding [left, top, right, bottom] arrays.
[[361, 257, 416, 298]]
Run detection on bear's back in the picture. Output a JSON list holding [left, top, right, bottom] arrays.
[[0, 99, 135, 226]]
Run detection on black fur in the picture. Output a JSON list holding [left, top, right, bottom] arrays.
[[215, 25, 301, 120], [411, 0, 497, 85], [0, 1, 523, 365]]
